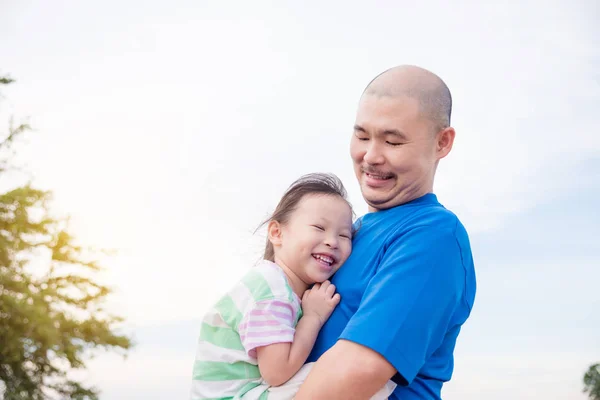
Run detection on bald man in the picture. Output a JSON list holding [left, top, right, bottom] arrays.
[[296, 66, 477, 400]]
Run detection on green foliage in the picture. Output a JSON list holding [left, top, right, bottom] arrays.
[[0, 76, 131, 399], [584, 363, 600, 400]]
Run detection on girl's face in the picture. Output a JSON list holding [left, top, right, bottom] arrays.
[[270, 194, 353, 285]]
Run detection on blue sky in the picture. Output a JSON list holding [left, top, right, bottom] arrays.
[[1, 1, 599, 399]]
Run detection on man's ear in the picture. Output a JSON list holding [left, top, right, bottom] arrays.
[[436, 126, 455, 160], [267, 220, 283, 247]]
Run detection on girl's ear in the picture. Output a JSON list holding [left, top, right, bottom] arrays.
[[267, 220, 283, 247]]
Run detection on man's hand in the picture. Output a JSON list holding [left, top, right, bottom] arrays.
[[295, 340, 397, 400], [301, 281, 340, 326]]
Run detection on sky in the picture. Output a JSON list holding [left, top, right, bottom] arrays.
[[1, 1, 599, 399]]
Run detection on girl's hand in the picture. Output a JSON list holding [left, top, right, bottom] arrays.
[[301, 280, 340, 326]]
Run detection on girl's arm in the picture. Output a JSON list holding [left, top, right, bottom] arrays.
[[256, 314, 323, 386], [255, 281, 340, 387]]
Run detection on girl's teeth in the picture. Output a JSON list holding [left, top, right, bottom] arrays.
[[315, 255, 333, 264]]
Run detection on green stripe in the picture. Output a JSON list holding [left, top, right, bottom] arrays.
[[199, 323, 244, 351], [233, 382, 269, 400], [200, 398, 233, 400], [283, 280, 303, 324], [284, 278, 295, 306], [276, 269, 303, 324], [236, 381, 262, 398], [214, 295, 244, 329], [242, 269, 274, 302], [193, 360, 260, 381]]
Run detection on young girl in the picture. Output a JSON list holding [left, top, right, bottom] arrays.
[[190, 173, 396, 400]]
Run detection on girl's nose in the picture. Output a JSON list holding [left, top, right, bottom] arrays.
[[325, 235, 339, 249]]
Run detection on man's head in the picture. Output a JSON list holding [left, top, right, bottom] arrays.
[[350, 65, 455, 211]]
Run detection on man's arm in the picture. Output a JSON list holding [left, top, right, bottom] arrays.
[[295, 340, 395, 400]]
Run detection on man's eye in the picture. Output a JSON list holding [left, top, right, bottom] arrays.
[[386, 141, 402, 146]]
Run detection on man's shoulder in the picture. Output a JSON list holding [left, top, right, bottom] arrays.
[[412, 200, 460, 225], [408, 206, 473, 263], [389, 201, 468, 240], [386, 204, 474, 276], [354, 201, 469, 250]]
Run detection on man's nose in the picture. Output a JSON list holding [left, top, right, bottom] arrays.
[[363, 142, 384, 165]]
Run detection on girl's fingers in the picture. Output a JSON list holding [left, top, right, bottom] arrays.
[[325, 283, 336, 297]]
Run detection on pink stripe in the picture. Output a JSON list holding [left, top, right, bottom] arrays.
[[250, 309, 292, 321], [238, 298, 300, 356], [255, 300, 295, 316], [265, 300, 294, 312], [239, 319, 281, 330], [241, 328, 294, 342], [244, 328, 294, 338], [266, 301, 297, 322]]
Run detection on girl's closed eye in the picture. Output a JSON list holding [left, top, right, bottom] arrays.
[[312, 225, 325, 231]]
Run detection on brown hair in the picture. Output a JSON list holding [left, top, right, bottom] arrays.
[[258, 173, 353, 262]]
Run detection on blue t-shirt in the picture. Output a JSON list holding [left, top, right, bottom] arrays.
[[307, 193, 476, 400]]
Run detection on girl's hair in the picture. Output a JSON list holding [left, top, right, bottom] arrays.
[[258, 173, 352, 262]]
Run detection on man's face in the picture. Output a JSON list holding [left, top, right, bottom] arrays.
[[350, 94, 441, 211]]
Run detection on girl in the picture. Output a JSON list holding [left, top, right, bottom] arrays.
[[190, 173, 396, 400]]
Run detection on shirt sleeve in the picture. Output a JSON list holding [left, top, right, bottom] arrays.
[[238, 298, 298, 357], [339, 224, 467, 385]]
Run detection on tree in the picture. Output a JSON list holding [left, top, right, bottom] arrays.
[[584, 363, 600, 400], [0, 75, 131, 399]]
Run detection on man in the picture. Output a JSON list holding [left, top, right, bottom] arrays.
[[296, 65, 477, 400]]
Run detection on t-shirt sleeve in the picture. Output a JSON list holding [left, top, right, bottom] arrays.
[[339, 224, 466, 385], [238, 298, 298, 357]]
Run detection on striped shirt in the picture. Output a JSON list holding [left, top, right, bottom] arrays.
[[190, 260, 302, 400]]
